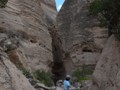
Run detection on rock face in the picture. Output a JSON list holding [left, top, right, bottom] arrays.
[[0, 0, 57, 71], [89, 35, 120, 90], [0, 48, 35, 90], [41, 0, 57, 24], [56, 0, 108, 73], [56, 0, 120, 90]]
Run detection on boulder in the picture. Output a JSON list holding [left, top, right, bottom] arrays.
[[0, 48, 35, 90], [90, 35, 120, 90]]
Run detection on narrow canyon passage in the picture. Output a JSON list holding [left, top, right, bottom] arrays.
[[0, 0, 120, 90], [48, 26, 66, 84]]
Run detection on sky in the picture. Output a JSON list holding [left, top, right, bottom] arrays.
[[55, 0, 65, 12]]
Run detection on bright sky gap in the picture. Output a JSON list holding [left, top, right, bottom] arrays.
[[55, 0, 65, 12]]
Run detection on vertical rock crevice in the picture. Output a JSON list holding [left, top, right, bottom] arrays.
[[48, 26, 66, 84]]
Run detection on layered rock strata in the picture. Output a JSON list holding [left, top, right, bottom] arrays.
[[0, 48, 35, 90], [56, 0, 108, 73], [90, 36, 120, 90], [0, 0, 57, 71]]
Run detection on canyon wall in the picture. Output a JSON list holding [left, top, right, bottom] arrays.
[[57, 0, 120, 90], [56, 0, 108, 73], [1, 0, 120, 89], [0, 0, 57, 71], [89, 36, 120, 90], [0, 0, 57, 89], [0, 49, 35, 90]]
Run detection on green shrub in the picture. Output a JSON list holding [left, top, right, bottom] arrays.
[[72, 66, 94, 82], [72, 69, 81, 82], [33, 70, 54, 87], [21, 67, 31, 78], [16, 65, 31, 78], [16, 65, 54, 87], [114, 22, 120, 40], [89, 0, 120, 39], [0, 0, 8, 7]]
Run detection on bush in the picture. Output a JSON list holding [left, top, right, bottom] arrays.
[[72, 66, 94, 82], [21, 67, 31, 78], [113, 21, 120, 40], [16, 65, 54, 87], [16, 65, 31, 78], [89, 0, 120, 38], [0, 0, 8, 7], [33, 70, 54, 87]]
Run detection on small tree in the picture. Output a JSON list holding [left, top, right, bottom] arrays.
[[89, 0, 120, 39], [0, 0, 8, 7]]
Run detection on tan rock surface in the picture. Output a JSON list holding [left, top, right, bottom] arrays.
[[0, 0, 56, 71], [90, 35, 120, 90], [0, 49, 35, 90], [56, 0, 108, 72]]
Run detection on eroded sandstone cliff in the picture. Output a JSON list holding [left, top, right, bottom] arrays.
[[1, 0, 120, 90], [56, 0, 120, 90], [0, 48, 35, 90], [56, 0, 108, 73], [0, 0, 57, 89], [0, 0, 57, 72], [89, 36, 120, 90]]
